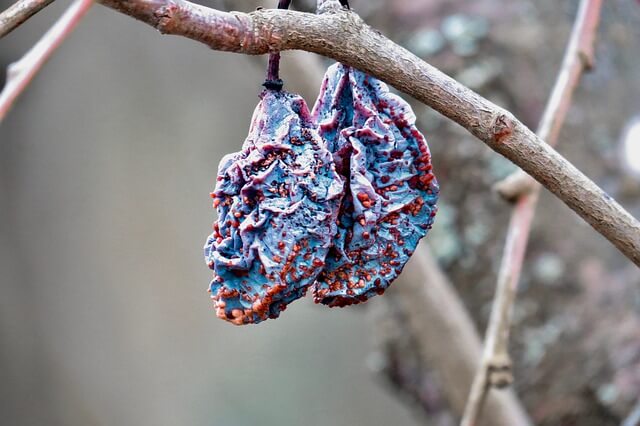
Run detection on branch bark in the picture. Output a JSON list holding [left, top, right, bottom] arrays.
[[95, 0, 640, 266], [0, 0, 55, 38], [0, 0, 93, 122], [461, 1, 604, 425]]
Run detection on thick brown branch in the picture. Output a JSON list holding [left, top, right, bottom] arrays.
[[461, 1, 604, 425], [96, 0, 640, 266], [0, 0, 55, 38], [0, 0, 93, 122]]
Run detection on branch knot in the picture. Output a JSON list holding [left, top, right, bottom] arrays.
[[487, 353, 513, 388], [491, 113, 515, 144], [155, 2, 179, 33]]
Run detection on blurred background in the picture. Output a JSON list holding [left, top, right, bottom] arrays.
[[1, 1, 639, 425]]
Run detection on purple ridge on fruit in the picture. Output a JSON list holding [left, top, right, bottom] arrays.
[[311, 63, 439, 307], [204, 89, 344, 325]]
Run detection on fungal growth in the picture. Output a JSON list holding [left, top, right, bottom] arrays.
[[311, 63, 439, 307], [204, 90, 344, 324]]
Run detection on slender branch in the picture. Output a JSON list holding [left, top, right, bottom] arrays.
[[0, 0, 55, 38], [95, 0, 640, 266], [0, 0, 93, 122], [460, 1, 604, 425]]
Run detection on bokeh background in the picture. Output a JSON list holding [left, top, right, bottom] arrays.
[[1, 1, 639, 425]]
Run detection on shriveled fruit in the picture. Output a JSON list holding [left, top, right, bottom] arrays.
[[205, 89, 343, 324], [311, 63, 439, 307]]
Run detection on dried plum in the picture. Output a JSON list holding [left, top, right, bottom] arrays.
[[311, 63, 439, 307], [205, 89, 344, 324]]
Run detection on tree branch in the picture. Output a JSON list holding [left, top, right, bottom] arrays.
[[0, 0, 55, 38], [95, 0, 640, 266], [461, 1, 604, 425], [0, 0, 93, 122]]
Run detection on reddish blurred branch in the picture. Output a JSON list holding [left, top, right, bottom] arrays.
[[461, 1, 604, 425], [0, 0, 93, 122], [373, 245, 531, 425], [94, 0, 640, 266], [0, 0, 55, 38]]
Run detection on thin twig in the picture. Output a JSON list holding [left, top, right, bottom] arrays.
[[95, 0, 640, 266], [0, 0, 92, 123], [460, 1, 604, 425], [0, 0, 55, 38]]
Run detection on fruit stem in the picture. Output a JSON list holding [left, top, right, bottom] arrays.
[[263, 0, 292, 91]]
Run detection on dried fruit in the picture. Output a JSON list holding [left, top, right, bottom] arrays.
[[204, 89, 344, 324], [311, 63, 439, 307]]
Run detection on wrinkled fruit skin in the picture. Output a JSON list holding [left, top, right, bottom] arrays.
[[204, 90, 344, 325], [311, 63, 439, 307]]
